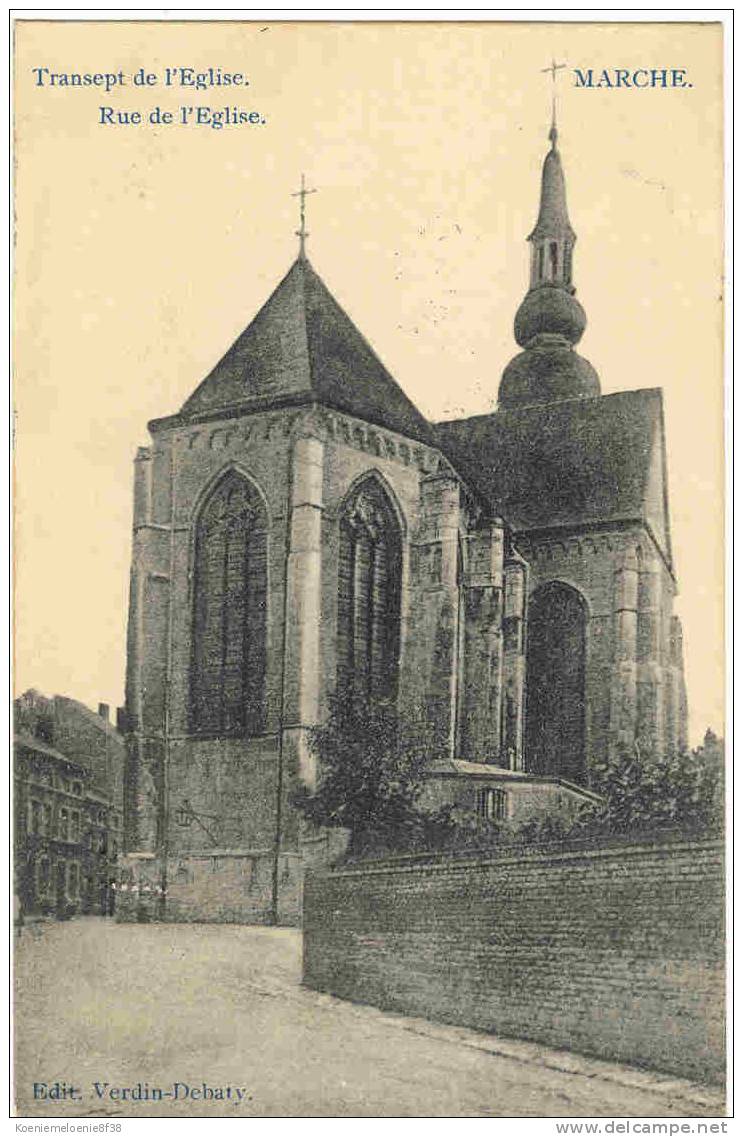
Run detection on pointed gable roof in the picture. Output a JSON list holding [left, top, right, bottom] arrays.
[[160, 257, 433, 444]]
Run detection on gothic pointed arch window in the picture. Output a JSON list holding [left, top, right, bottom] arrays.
[[190, 470, 268, 737], [525, 581, 587, 785], [337, 477, 402, 702]]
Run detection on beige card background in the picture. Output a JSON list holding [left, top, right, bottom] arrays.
[[13, 19, 724, 747]]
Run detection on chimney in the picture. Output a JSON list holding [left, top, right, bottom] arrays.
[[98, 703, 110, 723]]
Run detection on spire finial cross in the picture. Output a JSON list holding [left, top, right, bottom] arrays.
[[541, 58, 567, 147], [292, 173, 317, 259]]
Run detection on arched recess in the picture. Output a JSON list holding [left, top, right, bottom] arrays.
[[190, 468, 268, 737], [336, 474, 402, 703], [525, 581, 588, 784]]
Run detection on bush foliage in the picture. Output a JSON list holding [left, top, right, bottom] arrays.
[[291, 691, 444, 856], [293, 691, 724, 858], [507, 733, 724, 846], [576, 734, 724, 837]]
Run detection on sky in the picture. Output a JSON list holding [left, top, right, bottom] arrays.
[[13, 19, 724, 745]]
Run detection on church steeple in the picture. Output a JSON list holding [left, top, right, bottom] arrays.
[[498, 114, 600, 409], [527, 116, 576, 291]]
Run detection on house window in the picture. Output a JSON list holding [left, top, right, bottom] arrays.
[[72, 782, 82, 796], [37, 858, 51, 894], [70, 812, 80, 841], [477, 787, 508, 823], [190, 471, 268, 737], [29, 800, 41, 835], [42, 803, 52, 835], [59, 808, 68, 840], [68, 862, 79, 898], [337, 478, 402, 702]]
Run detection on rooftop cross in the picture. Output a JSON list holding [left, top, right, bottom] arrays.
[[541, 58, 567, 147], [292, 173, 317, 259]]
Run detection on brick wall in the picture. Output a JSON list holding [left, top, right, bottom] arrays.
[[303, 836, 725, 1083]]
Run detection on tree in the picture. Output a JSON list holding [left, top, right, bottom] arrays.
[[292, 691, 447, 857], [691, 728, 725, 826], [295, 690, 725, 858], [514, 735, 723, 843], [587, 738, 724, 835], [510, 735, 725, 846]]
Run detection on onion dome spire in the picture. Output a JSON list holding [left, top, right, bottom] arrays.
[[498, 115, 600, 409]]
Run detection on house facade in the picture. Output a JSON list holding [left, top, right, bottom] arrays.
[[14, 691, 124, 918]]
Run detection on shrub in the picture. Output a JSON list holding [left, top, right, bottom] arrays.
[[294, 691, 724, 858], [292, 690, 446, 857], [579, 736, 724, 838]]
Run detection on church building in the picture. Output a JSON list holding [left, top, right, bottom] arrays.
[[119, 118, 688, 924]]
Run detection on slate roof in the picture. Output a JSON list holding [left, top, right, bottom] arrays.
[[434, 388, 670, 554], [152, 256, 671, 568], [14, 732, 87, 772], [161, 257, 434, 445], [528, 144, 575, 242], [425, 758, 603, 801], [54, 695, 122, 742]]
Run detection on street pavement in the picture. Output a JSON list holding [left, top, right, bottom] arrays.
[[14, 918, 725, 1118]]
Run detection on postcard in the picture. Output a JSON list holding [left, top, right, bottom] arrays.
[[12, 15, 727, 1122]]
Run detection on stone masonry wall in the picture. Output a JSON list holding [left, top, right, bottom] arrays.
[[116, 849, 302, 925], [122, 404, 454, 922], [303, 836, 725, 1083], [517, 526, 681, 770]]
